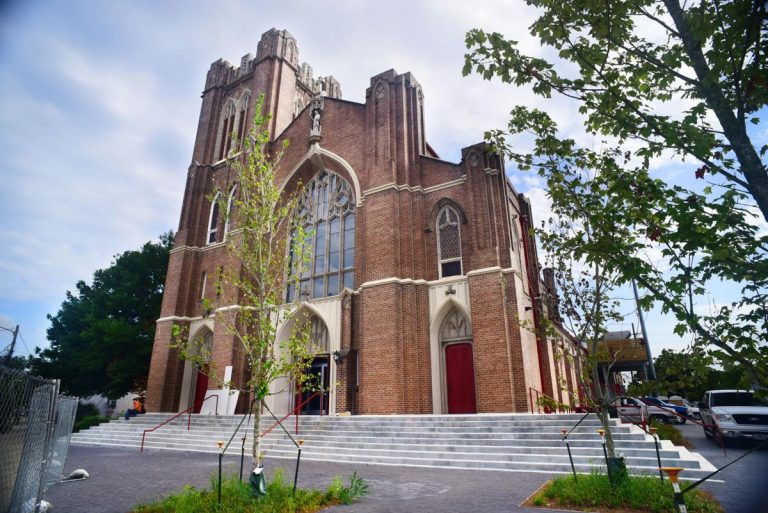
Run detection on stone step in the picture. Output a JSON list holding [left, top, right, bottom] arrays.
[[72, 413, 714, 479], [72, 435, 696, 469]]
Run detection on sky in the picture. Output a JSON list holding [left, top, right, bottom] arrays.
[[0, 0, 762, 364]]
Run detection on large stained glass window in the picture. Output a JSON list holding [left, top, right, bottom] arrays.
[[437, 206, 462, 277], [287, 170, 355, 301]]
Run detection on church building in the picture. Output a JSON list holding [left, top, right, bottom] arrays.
[[145, 28, 582, 416]]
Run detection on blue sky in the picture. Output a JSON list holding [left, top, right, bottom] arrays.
[[0, 0, 763, 363]]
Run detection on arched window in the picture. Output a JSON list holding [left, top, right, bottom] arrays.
[[216, 100, 237, 161], [437, 206, 462, 277], [287, 170, 356, 301], [441, 308, 472, 341], [224, 184, 237, 238], [236, 91, 250, 144], [207, 192, 221, 244], [308, 315, 329, 354]]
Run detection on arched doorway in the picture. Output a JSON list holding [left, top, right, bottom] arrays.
[[297, 315, 330, 415], [441, 309, 477, 414], [178, 329, 213, 413]]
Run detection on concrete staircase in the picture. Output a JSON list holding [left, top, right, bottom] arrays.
[[71, 413, 716, 479]]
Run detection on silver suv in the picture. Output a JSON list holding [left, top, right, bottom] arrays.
[[700, 390, 768, 443]]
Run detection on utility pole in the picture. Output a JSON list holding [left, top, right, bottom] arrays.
[[632, 280, 656, 380], [2, 324, 19, 366]]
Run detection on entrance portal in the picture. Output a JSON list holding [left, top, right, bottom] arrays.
[[444, 342, 477, 414], [298, 355, 330, 415], [192, 365, 209, 413]]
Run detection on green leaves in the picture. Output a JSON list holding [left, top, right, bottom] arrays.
[[30, 233, 174, 399], [465, 0, 768, 388]]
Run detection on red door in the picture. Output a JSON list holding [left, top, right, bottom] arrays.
[[445, 343, 477, 414], [192, 367, 209, 413]]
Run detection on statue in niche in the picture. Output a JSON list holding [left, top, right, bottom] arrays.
[[309, 96, 323, 141]]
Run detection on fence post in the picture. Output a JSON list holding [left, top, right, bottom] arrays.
[[217, 441, 224, 504], [660, 467, 687, 513], [650, 427, 663, 482]]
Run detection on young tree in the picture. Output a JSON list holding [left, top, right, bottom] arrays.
[[172, 95, 313, 471], [536, 175, 626, 464], [464, 0, 768, 388], [29, 233, 173, 399]]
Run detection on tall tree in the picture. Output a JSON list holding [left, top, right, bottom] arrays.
[[464, 0, 768, 388], [29, 233, 173, 399], [172, 95, 313, 472]]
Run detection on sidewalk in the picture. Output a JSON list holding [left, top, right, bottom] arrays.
[[44, 445, 550, 513], [45, 436, 768, 513]]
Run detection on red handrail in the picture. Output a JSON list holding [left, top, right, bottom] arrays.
[[529, 386, 572, 414], [261, 390, 324, 438], [140, 393, 219, 452]]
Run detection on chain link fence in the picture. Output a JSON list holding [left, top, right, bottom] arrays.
[[0, 366, 77, 513]]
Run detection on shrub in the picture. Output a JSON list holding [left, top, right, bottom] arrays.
[[75, 402, 100, 421], [133, 469, 368, 513], [73, 415, 109, 433], [651, 419, 688, 446], [534, 473, 722, 513]]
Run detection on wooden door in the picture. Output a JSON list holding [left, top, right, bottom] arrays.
[[445, 343, 477, 414], [192, 366, 209, 413]]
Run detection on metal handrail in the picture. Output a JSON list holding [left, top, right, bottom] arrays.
[[529, 386, 572, 414], [261, 389, 323, 438], [140, 393, 219, 452]]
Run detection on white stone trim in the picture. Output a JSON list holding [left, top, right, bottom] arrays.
[[362, 177, 466, 198], [279, 143, 363, 207]]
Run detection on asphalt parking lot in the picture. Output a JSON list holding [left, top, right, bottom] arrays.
[[44, 424, 768, 513], [673, 421, 768, 513]]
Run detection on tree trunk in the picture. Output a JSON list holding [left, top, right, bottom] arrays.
[[252, 399, 263, 471], [591, 360, 617, 458]]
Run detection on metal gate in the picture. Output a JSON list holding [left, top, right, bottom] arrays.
[[0, 366, 77, 513]]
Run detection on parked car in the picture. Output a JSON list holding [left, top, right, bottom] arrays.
[[669, 395, 701, 420], [700, 390, 768, 444], [642, 396, 689, 424], [616, 397, 677, 424]]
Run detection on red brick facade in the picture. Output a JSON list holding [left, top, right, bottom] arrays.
[[145, 28, 581, 415]]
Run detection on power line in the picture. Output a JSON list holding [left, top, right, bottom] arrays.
[[18, 330, 32, 356]]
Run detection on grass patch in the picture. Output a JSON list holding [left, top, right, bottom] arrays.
[[132, 469, 367, 513], [527, 473, 722, 513]]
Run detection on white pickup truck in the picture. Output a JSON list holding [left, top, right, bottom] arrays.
[[700, 390, 768, 444]]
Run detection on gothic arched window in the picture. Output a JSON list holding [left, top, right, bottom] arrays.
[[287, 170, 355, 301], [216, 100, 237, 161], [236, 91, 250, 144], [440, 308, 472, 341], [207, 192, 221, 245], [437, 205, 462, 277], [308, 315, 329, 354], [224, 184, 237, 238]]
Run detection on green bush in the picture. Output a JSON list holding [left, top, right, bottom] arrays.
[[73, 415, 109, 433], [536, 473, 722, 513], [133, 469, 368, 513], [75, 402, 100, 421], [651, 420, 687, 446]]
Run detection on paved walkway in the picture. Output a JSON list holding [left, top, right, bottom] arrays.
[[45, 425, 768, 513], [44, 445, 550, 513]]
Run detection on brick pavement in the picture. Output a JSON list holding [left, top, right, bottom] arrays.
[[43, 445, 550, 513], [44, 428, 768, 513]]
